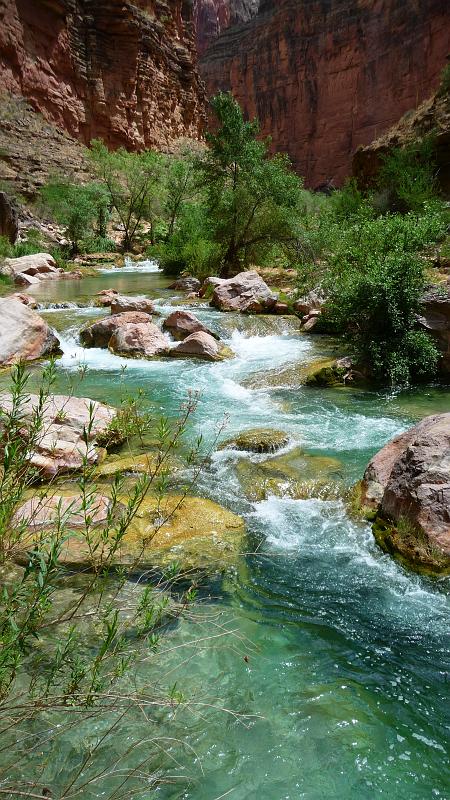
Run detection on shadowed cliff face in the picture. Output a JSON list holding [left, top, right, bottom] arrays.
[[200, 0, 449, 186], [0, 0, 206, 150], [194, 0, 259, 54]]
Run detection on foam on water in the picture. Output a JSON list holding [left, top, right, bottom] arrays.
[[98, 257, 161, 273]]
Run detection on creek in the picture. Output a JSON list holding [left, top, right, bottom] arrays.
[[4, 261, 450, 799]]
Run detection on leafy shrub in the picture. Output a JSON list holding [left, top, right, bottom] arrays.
[[377, 138, 438, 212], [152, 203, 221, 278], [41, 180, 110, 253]]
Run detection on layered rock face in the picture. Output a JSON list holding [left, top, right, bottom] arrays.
[[194, 0, 259, 54], [200, 0, 449, 186], [0, 0, 205, 151]]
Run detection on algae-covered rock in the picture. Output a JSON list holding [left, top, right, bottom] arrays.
[[17, 494, 245, 574], [221, 428, 290, 454], [234, 447, 344, 501], [95, 451, 182, 478]]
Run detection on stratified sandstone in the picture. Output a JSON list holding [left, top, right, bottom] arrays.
[[200, 0, 448, 186], [194, 0, 259, 54], [0, 0, 205, 152]]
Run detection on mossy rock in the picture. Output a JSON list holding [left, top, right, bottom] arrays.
[[20, 494, 246, 574], [235, 447, 344, 501], [220, 428, 290, 454], [304, 361, 348, 387], [346, 480, 378, 521], [95, 451, 182, 478], [373, 517, 450, 575]]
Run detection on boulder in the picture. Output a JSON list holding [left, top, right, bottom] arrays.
[[14, 493, 111, 529], [2, 253, 57, 278], [10, 292, 37, 308], [0, 191, 18, 243], [210, 270, 277, 313], [109, 322, 170, 358], [163, 309, 218, 341], [36, 494, 246, 573], [235, 447, 344, 501], [168, 276, 201, 292], [110, 295, 155, 315], [0, 394, 120, 478], [360, 413, 450, 571], [293, 289, 325, 316], [168, 331, 233, 361], [274, 301, 290, 315], [221, 428, 289, 454], [0, 298, 60, 366], [199, 276, 224, 297], [96, 288, 119, 307], [80, 311, 152, 348]]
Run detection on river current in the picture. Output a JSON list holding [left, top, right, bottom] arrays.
[[5, 262, 450, 799]]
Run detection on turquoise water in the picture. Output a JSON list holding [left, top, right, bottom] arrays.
[[5, 265, 450, 798]]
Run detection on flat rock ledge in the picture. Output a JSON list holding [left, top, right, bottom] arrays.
[[358, 413, 450, 572]]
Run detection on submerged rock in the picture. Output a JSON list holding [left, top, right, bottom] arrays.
[[109, 322, 170, 358], [221, 428, 290, 454], [235, 447, 344, 501], [95, 451, 182, 478], [17, 494, 246, 573], [163, 309, 218, 341], [0, 393, 120, 478], [168, 331, 233, 361], [210, 270, 277, 313], [80, 311, 152, 348], [360, 413, 450, 572], [0, 297, 60, 366]]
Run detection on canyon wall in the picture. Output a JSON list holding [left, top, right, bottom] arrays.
[[0, 0, 206, 151], [194, 0, 258, 54], [200, 0, 449, 186]]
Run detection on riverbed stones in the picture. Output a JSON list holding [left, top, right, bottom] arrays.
[[108, 322, 170, 358], [0, 393, 121, 478], [163, 309, 218, 341], [80, 311, 152, 348], [0, 297, 61, 366], [209, 270, 277, 313], [168, 331, 233, 361], [96, 288, 119, 306], [360, 413, 450, 571], [221, 428, 290, 453]]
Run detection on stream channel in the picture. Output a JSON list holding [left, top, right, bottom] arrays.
[[3, 261, 450, 799]]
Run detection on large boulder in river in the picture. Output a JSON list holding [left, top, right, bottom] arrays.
[[96, 288, 119, 307], [80, 311, 152, 348], [210, 270, 277, 313], [0, 298, 60, 366], [169, 331, 233, 361], [360, 413, 450, 571], [110, 295, 156, 315], [109, 322, 169, 358], [163, 309, 218, 341], [0, 394, 120, 478], [0, 191, 18, 243]]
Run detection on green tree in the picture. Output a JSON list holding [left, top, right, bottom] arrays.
[[89, 140, 163, 250], [41, 180, 109, 254], [198, 93, 303, 277], [377, 137, 438, 213], [164, 150, 198, 239]]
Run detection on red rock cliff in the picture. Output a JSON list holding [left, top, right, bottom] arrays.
[[194, 0, 258, 54], [200, 0, 449, 186], [0, 0, 206, 150]]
